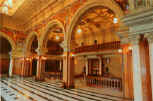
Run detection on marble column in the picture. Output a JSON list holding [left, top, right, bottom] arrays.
[[21, 58, 25, 77], [145, 33, 153, 99], [61, 42, 74, 88], [130, 35, 143, 101], [36, 48, 47, 80], [9, 56, 14, 77], [63, 52, 74, 88], [36, 56, 43, 80], [85, 57, 88, 76], [99, 57, 102, 76], [122, 44, 133, 99], [29, 59, 33, 76], [59, 59, 62, 72]]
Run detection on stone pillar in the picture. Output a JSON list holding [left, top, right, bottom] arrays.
[[122, 44, 134, 99], [36, 48, 47, 80], [21, 58, 26, 77], [59, 59, 62, 72], [9, 56, 14, 77], [60, 42, 74, 88], [85, 57, 88, 76], [99, 57, 102, 76], [129, 35, 143, 101], [29, 59, 33, 76], [36, 56, 43, 80], [145, 33, 153, 99], [63, 52, 74, 88]]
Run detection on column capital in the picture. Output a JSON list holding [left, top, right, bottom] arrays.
[[9, 50, 16, 58], [60, 41, 70, 52], [36, 48, 48, 56], [128, 34, 140, 45], [144, 33, 153, 43]]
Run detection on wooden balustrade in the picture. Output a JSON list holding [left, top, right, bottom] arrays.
[[86, 76, 122, 90], [43, 72, 62, 80], [74, 41, 120, 53]]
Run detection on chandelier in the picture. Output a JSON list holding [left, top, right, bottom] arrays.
[[0, 0, 13, 14]]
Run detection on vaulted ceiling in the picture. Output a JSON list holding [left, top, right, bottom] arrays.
[[0, 0, 128, 31], [0, 0, 58, 24], [73, 6, 120, 47]]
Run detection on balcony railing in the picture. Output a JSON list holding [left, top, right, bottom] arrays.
[[74, 41, 120, 53], [86, 76, 122, 90]]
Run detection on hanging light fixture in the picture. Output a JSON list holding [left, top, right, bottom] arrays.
[[77, 28, 82, 34], [56, 36, 60, 40]]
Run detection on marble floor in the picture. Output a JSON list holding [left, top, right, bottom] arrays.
[[0, 77, 132, 101]]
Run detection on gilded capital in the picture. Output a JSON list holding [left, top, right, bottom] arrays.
[[36, 48, 48, 56], [144, 33, 153, 43]]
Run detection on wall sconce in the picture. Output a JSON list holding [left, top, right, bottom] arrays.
[[26, 58, 30, 61], [128, 46, 132, 51], [118, 49, 122, 53]]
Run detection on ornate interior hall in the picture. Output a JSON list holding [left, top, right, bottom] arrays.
[[0, 0, 153, 101]]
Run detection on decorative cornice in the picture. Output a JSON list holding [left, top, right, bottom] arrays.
[[128, 34, 140, 45], [121, 7, 153, 27], [60, 41, 70, 52], [35, 48, 48, 56]]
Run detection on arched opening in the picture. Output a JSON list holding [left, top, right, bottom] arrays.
[[42, 22, 64, 81], [30, 35, 38, 76], [70, 6, 124, 97], [0, 36, 12, 77]]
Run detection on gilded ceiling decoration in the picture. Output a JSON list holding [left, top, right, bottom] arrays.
[[48, 25, 64, 43], [0, 0, 128, 33], [73, 6, 120, 47]]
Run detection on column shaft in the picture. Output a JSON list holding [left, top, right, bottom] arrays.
[[63, 52, 74, 88], [132, 44, 143, 101], [9, 57, 14, 77], [149, 42, 153, 99], [122, 45, 134, 99], [36, 56, 43, 80], [85, 58, 88, 76]]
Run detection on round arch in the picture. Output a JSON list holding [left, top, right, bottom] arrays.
[[39, 19, 65, 49], [0, 31, 16, 51], [25, 32, 39, 53], [66, 0, 124, 49]]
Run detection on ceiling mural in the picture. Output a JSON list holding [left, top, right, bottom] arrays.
[[0, 0, 128, 41]]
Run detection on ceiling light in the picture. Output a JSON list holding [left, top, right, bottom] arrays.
[[128, 46, 132, 50], [56, 36, 60, 40], [77, 28, 82, 34], [118, 49, 122, 53], [113, 18, 118, 24]]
